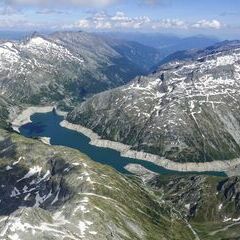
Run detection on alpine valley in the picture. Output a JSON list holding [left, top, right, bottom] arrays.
[[0, 30, 240, 240], [68, 40, 240, 165], [0, 31, 162, 108]]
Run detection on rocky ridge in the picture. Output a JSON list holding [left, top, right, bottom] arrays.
[[126, 163, 240, 239], [0, 31, 162, 107], [2, 35, 240, 239], [0, 129, 200, 240], [1, 127, 240, 239], [68, 40, 240, 164]]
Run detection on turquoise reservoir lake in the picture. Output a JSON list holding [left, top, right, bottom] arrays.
[[19, 111, 226, 177]]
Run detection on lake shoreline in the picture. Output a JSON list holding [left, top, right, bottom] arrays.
[[60, 120, 240, 174], [10, 106, 67, 133], [11, 106, 240, 175]]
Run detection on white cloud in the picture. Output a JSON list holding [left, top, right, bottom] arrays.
[[0, 18, 38, 29], [5, 0, 118, 8], [36, 9, 68, 15], [69, 11, 223, 31], [0, 5, 19, 15], [192, 19, 222, 29], [141, 0, 171, 6], [152, 19, 186, 29], [75, 19, 91, 28], [0, 4, 225, 32], [111, 11, 129, 21], [112, 13, 151, 29], [71, 11, 166, 29], [93, 12, 110, 21], [96, 21, 112, 29]]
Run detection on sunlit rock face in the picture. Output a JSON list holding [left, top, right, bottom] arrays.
[[0, 130, 199, 240], [0, 31, 162, 107], [68, 41, 240, 163]]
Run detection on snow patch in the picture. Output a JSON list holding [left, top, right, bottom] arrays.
[[17, 166, 42, 182]]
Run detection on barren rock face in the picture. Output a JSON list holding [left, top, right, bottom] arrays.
[[0, 31, 162, 106], [2, 33, 240, 239], [0, 130, 200, 240], [146, 173, 240, 227], [0, 129, 240, 239], [68, 41, 240, 163]]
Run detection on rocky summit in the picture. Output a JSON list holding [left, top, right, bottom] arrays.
[[0, 30, 163, 131], [68, 40, 240, 163]]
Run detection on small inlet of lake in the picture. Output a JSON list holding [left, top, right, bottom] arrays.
[[19, 111, 226, 177]]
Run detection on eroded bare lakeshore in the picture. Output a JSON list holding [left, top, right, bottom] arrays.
[[60, 120, 240, 175], [10, 106, 66, 133], [10, 106, 240, 175]]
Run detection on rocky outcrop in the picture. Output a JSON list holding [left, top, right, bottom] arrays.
[[124, 163, 240, 239], [0, 31, 162, 107], [68, 40, 240, 164], [60, 119, 240, 173], [0, 129, 199, 240], [217, 176, 240, 216], [10, 106, 55, 133], [145, 172, 240, 238]]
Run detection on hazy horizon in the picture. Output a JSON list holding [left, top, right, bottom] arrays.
[[0, 0, 240, 39]]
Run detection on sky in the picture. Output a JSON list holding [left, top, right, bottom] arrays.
[[0, 0, 240, 39]]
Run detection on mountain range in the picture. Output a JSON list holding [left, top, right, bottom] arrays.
[[0, 31, 162, 107], [0, 31, 240, 239], [98, 32, 219, 57], [1, 129, 240, 239], [67, 40, 240, 163]]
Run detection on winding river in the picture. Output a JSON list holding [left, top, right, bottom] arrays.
[[19, 111, 226, 177]]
